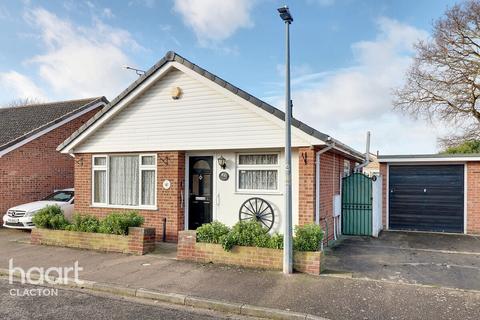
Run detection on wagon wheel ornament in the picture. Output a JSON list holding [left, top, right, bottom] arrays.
[[239, 197, 275, 231]]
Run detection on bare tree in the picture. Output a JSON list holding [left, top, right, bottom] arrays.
[[2, 97, 43, 108], [393, 0, 480, 148]]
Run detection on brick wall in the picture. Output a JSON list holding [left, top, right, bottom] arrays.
[[467, 162, 480, 234], [31, 227, 156, 255], [73, 151, 185, 242], [297, 147, 356, 242], [298, 147, 316, 225], [318, 149, 346, 242], [177, 230, 322, 275], [0, 109, 100, 215]]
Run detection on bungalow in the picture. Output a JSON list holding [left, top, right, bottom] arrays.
[[0, 97, 107, 215], [58, 51, 364, 242]]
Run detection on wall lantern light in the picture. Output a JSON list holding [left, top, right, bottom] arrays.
[[217, 155, 227, 169]]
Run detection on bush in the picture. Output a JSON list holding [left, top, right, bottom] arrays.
[[268, 233, 284, 249], [293, 224, 323, 252], [226, 220, 269, 249], [218, 220, 274, 251], [32, 205, 69, 230], [65, 214, 100, 233], [33, 208, 144, 236], [197, 220, 287, 251], [197, 221, 322, 252], [196, 221, 230, 244], [98, 211, 144, 235]]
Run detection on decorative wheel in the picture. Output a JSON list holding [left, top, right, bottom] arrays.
[[239, 197, 275, 231]]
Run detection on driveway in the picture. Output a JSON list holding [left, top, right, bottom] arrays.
[[324, 231, 480, 291]]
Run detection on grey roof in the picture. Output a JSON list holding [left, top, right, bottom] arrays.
[[0, 97, 108, 152], [58, 51, 363, 159]]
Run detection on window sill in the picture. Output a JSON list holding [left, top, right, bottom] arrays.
[[234, 191, 283, 196], [90, 204, 158, 211]]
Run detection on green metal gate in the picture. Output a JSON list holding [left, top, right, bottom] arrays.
[[342, 173, 372, 235]]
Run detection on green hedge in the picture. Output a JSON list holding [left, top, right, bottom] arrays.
[[196, 220, 322, 252], [33, 207, 144, 236]]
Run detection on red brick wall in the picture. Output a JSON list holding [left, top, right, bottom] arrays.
[[318, 150, 345, 242], [297, 147, 355, 242], [73, 151, 185, 242], [0, 109, 100, 215], [467, 162, 480, 234], [298, 147, 316, 225]]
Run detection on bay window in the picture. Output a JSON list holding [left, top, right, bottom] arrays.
[[237, 153, 279, 192], [92, 154, 157, 208]]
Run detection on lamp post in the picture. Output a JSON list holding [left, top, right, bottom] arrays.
[[277, 5, 293, 275]]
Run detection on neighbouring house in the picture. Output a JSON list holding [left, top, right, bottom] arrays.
[[0, 97, 108, 215], [57, 51, 364, 242], [378, 154, 480, 234]]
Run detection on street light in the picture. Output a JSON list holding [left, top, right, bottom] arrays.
[[278, 5, 293, 274]]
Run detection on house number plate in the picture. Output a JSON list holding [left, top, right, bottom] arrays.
[[163, 180, 171, 189], [219, 171, 229, 181]]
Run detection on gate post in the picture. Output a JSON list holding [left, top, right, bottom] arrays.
[[371, 175, 383, 237]]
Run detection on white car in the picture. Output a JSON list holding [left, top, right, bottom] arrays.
[[2, 189, 74, 229]]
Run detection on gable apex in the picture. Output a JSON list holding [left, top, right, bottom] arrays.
[[58, 51, 363, 160]]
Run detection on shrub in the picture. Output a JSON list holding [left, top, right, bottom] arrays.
[[198, 221, 322, 252], [65, 214, 100, 233], [220, 220, 271, 251], [221, 232, 237, 251], [98, 211, 144, 235], [32, 205, 69, 230], [268, 233, 284, 249], [293, 224, 323, 252], [196, 221, 230, 244], [231, 220, 268, 246]]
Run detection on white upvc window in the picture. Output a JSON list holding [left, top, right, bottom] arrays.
[[92, 156, 108, 205], [237, 153, 279, 192], [91, 154, 157, 209]]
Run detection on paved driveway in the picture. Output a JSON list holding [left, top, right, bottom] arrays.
[[324, 231, 480, 291]]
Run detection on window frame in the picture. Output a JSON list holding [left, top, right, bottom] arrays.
[[139, 154, 157, 207], [91, 154, 157, 210], [92, 155, 108, 206], [236, 152, 281, 194]]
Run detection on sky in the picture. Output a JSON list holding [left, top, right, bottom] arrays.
[[0, 0, 461, 154]]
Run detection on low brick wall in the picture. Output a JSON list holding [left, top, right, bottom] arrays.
[[31, 227, 156, 255], [177, 231, 322, 275]]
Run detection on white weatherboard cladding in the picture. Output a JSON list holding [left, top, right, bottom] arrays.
[[75, 68, 313, 153], [186, 149, 299, 234]]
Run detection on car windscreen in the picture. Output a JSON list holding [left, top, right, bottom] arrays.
[[43, 191, 74, 202]]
